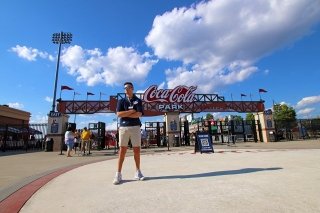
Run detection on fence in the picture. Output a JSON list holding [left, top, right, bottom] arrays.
[[189, 118, 320, 143], [0, 123, 47, 152], [188, 119, 260, 143], [274, 119, 320, 141]]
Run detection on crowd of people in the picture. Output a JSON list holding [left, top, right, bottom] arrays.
[[64, 126, 95, 157]]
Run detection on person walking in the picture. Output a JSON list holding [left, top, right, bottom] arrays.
[[81, 127, 91, 155], [74, 129, 80, 154], [113, 82, 145, 184], [65, 126, 75, 157]]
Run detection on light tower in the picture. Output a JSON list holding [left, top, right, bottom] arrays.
[[51, 32, 72, 112]]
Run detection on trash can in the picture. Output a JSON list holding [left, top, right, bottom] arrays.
[[161, 136, 167, 147], [174, 135, 180, 147], [45, 138, 54, 152], [269, 131, 276, 142]]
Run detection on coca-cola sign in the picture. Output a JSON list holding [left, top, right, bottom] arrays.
[[143, 85, 197, 103]]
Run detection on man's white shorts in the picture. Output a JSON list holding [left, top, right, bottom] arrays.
[[119, 126, 141, 147]]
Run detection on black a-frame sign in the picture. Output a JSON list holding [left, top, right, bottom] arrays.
[[194, 132, 214, 154]]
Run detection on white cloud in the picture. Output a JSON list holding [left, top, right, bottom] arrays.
[[297, 108, 315, 115], [158, 82, 166, 89], [296, 95, 320, 108], [30, 114, 48, 123], [60, 45, 158, 87], [10, 45, 54, 61], [165, 63, 257, 93], [136, 82, 166, 94], [279, 101, 289, 106], [8, 102, 24, 109], [136, 89, 146, 94], [45, 96, 53, 102], [106, 121, 117, 130], [146, 0, 320, 92]]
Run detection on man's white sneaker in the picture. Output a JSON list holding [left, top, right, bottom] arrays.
[[134, 170, 145, 181], [113, 172, 122, 185]]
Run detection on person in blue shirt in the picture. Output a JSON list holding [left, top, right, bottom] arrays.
[[113, 82, 145, 184]]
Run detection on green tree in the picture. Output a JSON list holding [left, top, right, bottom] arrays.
[[273, 104, 296, 121], [224, 116, 229, 122], [232, 115, 243, 121], [205, 113, 213, 120], [246, 113, 255, 121]]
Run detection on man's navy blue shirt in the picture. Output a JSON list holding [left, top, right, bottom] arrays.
[[116, 94, 143, 127]]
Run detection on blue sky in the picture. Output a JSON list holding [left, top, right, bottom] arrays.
[[1, 0, 320, 130]]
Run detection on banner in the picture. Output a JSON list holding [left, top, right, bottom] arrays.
[[61, 85, 74, 90], [259, 88, 267, 93]]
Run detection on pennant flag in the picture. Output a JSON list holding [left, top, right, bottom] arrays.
[[61, 85, 74, 90], [241, 94, 247, 97], [100, 92, 107, 95], [74, 92, 81, 95], [259, 88, 267, 93], [87, 92, 95, 96]]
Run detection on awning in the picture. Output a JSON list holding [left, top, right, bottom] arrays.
[[20, 127, 43, 135], [0, 127, 43, 134], [0, 127, 21, 133]]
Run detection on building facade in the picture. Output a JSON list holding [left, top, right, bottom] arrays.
[[0, 105, 30, 125]]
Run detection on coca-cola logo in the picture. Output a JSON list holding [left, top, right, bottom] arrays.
[[143, 85, 197, 103]]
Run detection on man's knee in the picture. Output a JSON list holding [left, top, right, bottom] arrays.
[[133, 147, 140, 153]]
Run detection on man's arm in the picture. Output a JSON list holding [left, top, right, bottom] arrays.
[[117, 109, 136, 117], [126, 111, 142, 118]]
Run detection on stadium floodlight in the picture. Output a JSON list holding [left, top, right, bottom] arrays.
[[51, 32, 73, 112]]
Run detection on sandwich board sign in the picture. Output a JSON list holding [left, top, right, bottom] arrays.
[[195, 132, 214, 154]]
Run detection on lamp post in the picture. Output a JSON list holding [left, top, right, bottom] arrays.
[[51, 32, 72, 112]]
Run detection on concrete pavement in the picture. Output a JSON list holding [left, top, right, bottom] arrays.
[[1, 140, 320, 212]]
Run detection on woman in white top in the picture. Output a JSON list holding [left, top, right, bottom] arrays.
[[65, 126, 75, 157]]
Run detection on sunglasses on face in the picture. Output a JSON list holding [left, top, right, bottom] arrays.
[[124, 86, 132, 90]]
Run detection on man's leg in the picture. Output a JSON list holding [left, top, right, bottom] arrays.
[[133, 147, 140, 170], [133, 146, 145, 180], [130, 126, 145, 180], [113, 127, 129, 184], [81, 140, 86, 154], [117, 146, 127, 172]]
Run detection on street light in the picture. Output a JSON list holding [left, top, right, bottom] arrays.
[[51, 32, 72, 112]]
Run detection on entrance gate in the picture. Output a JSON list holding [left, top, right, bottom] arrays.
[[88, 122, 105, 150], [180, 120, 190, 146], [55, 85, 268, 149], [145, 122, 166, 147]]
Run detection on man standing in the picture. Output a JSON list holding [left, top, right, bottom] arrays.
[[113, 82, 145, 184]]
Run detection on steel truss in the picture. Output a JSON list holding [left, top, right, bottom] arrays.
[[57, 93, 264, 115]]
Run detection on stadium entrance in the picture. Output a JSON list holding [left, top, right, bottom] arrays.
[[48, 85, 272, 151]]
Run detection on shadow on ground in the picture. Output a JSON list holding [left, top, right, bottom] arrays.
[[147, 167, 283, 180]]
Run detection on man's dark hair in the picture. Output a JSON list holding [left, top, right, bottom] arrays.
[[124, 82, 133, 87]]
